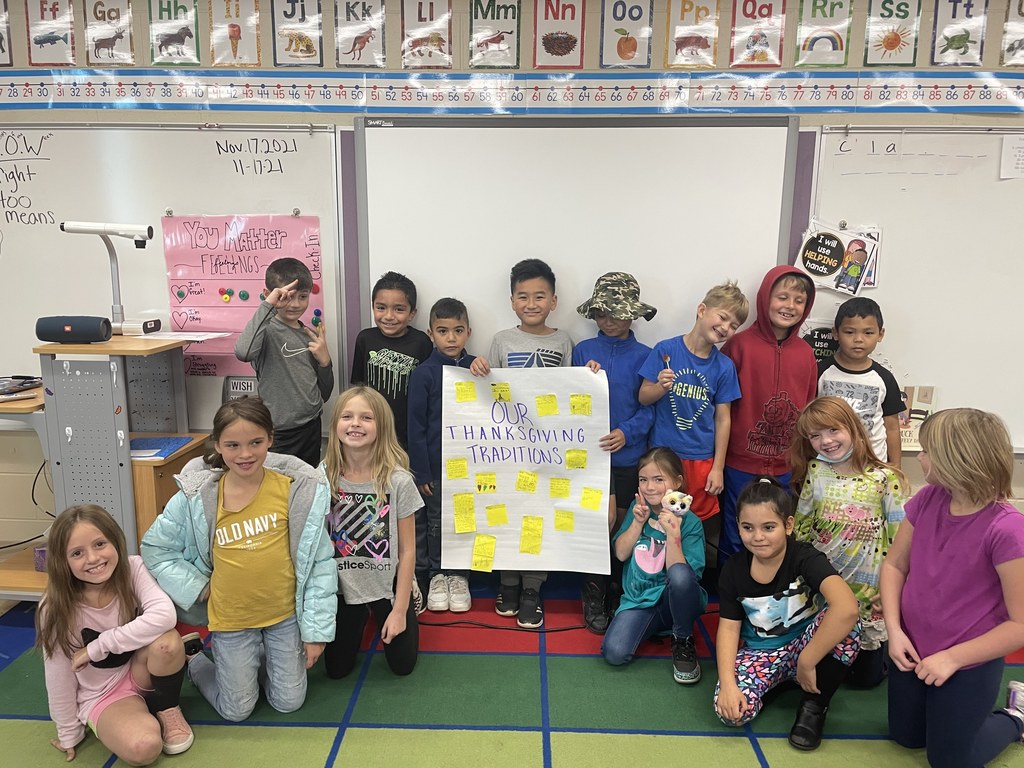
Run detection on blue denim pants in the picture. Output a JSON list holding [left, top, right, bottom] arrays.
[[602, 562, 703, 666], [188, 615, 307, 722]]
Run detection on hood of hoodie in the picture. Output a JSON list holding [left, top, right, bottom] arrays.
[[752, 264, 816, 345]]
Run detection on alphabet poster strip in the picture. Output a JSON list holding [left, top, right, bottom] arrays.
[[665, 0, 720, 68], [469, 0, 520, 68], [864, 0, 921, 66], [400, 0, 451, 68], [1001, 1, 1024, 66], [534, 0, 586, 69], [271, 0, 323, 66], [211, 0, 260, 66], [795, 0, 851, 67], [85, 0, 134, 66], [0, 1, 12, 67], [599, 0, 653, 69], [26, 0, 75, 65], [162, 214, 324, 377], [149, 0, 199, 64], [336, 0, 384, 67], [931, 0, 986, 65], [729, 0, 785, 67], [440, 367, 611, 574]]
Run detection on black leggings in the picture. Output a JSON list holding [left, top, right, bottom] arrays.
[[323, 594, 418, 679]]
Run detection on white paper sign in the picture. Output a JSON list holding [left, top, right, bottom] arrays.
[[1000, 135, 1024, 179], [441, 367, 611, 574]]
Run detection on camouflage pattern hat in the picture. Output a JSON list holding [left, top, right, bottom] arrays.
[[576, 272, 657, 321]]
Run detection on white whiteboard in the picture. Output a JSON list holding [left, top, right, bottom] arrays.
[[814, 129, 1023, 448], [0, 125, 341, 429], [356, 117, 797, 357]]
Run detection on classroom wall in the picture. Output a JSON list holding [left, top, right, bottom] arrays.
[[1, 1, 1023, 541]]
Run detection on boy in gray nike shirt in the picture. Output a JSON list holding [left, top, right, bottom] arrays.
[[235, 258, 334, 466], [470, 258, 573, 629]]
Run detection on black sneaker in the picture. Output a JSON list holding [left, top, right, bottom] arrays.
[[495, 584, 520, 617], [517, 588, 544, 628], [582, 581, 609, 635], [181, 632, 204, 658], [672, 635, 701, 684]]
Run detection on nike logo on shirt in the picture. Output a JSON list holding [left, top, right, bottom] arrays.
[[281, 343, 308, 358]]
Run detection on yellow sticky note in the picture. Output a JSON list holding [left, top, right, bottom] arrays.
[[446, 458, 469, 480], [516, 470, 538, 493], [549, 477, 571, 499], [490, 382, 511, 402], [570, 393, 593, 416], [455, 381, 477, 403], [565, 449, 588, 470], [471, 534, 497, 572], [486, 503, 509, 526], [580, 487, 604, 511], [453, 493, 476, 533], [520, 515, 543, 555], [555, 510, 575, 532], [535, 394, 559, 416], [475, 472, 497, 493]]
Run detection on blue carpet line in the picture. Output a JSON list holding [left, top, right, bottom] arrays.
[[748, 726, 771, 768], [539, 631, 552, 768], [323, 637, 379, 768]]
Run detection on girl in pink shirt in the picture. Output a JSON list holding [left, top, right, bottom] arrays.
[[37, 505, 193, 764], [881, 409, 1024, 767]]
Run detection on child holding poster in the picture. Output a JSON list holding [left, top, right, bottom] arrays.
[[469, 258, 573, 630], [321, 386, 422, 679], [573, 272, 657, 634], [408, 298, 478, 614]]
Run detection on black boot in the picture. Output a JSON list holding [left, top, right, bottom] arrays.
[[788, 699, 828, 750]]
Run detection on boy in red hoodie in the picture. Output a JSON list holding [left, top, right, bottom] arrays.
[[718, 266, 817, 558]]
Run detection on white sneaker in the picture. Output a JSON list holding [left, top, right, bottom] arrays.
[[411, 579, 426, 616], [427, 573, 450, 612], [447, 574, 472, 613], [1005, 680, 1024, 741]]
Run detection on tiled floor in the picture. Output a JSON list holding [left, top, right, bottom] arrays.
[[1, 595, 1023, 767]]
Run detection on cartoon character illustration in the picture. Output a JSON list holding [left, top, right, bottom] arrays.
[[281, 30, 316, 57], [93, 28, 124, 59], [33, 32, 68, 48], [835, 240, 868, 293], [157, 27, 194, 56], [749, 392, 801, 458], [227, 23, 241, 58], [475, 29, 514, 51], [674, 34, 711, 56], [744, 29, 772, 62], [663, 491, 694, 517], [341, 26, 375, 61], [403, 32, 447, 58], [0, 30, 7, 54], [940, 29, 977, 55], [1006, 37, 1024, 57]]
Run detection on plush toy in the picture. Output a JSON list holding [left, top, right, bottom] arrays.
[[663, 490, 693, 517]]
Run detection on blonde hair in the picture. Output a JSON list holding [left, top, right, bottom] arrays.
[[791, 397, 905, 489], [702, 280, 750, 325], [325, 386, 410, 500], [36, 505, 137, 658], [919, 408, 1013, 505]]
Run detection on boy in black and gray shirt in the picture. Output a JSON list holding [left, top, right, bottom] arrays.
[[235, 257, 333, 466]]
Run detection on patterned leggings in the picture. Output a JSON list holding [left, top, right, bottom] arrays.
[[714, 610, 861, 726]]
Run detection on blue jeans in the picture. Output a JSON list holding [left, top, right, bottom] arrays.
[[602, 563, 703, 666], [889, 657, 1022, 768], [188, 615, 307, 721], [719, 466, 792, 558]]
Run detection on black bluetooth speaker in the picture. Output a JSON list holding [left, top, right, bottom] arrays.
[[36, 316, 113, 343]]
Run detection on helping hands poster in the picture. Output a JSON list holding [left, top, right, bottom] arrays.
[[441, 367, 611, 575]]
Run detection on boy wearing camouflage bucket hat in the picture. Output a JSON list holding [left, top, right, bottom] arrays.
[[573, 272, 657, 634]]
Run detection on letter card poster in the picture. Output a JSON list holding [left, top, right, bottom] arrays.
[[163, 214, 323, 376], [441, 367, 611, 574]]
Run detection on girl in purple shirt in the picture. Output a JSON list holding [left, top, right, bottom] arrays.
[[881, 408, 1024, 768]]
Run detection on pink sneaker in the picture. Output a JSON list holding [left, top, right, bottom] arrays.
[[156, 706, 194, 755]]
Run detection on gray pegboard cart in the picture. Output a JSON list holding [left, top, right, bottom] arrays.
[[34, 336, 190, 555]]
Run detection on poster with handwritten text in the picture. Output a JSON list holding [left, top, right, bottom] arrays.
[[163, 214, 323, 376], [441, 367, 610, 574]]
